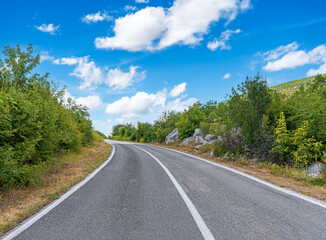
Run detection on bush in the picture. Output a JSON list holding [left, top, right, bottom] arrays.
[[273, 112, 323, 167], [0, 44, 94, 189], [176, 103, 205, 140]]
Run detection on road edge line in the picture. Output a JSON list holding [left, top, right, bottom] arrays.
[[2, 141, 116, 240], [142, 144, 326, 210], [134, 145, 215, 240]]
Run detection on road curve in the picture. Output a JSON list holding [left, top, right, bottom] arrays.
[[4, 141, 326, 240]]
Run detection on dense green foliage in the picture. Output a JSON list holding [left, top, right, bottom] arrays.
[[270, 76, 316, 95], [0, 45, 95, 189], [111, 73, 326, 169]]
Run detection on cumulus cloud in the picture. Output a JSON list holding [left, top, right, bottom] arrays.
[[170, 82, 186, 97], [223, 73, 231, 79], [107, 66, 145, 90], [207, 29, 241, 51], [115, 118, 125, 123], [95, 7, 166, 51], [95, 0, 250, 51], [36, 23, 60, 35], [53, 57, 79, 65], [105, 82, 194, 118], [75, 95, 102, 109], [307, 63, 326, 77], [53, 56, 145, 90], [262, 42, 299, 61], [63, 90, 102, 110], [124, 5, 138, 11], [165, 96, 198, 112], [262, 43, 326, 75], [82, 11, 112, 24], [106, 90, 167, 118], [39, 51, 54, 62], [136, 0, 149, 3]]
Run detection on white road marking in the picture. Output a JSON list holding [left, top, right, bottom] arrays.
[[134, 145, 215, 240], [145, 144, 326, 210], [2, 142, 116, 240]]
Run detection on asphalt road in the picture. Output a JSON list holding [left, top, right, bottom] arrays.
[[4, 141, 326, 240]]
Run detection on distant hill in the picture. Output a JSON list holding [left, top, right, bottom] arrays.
[[270, 76, 316, 94]]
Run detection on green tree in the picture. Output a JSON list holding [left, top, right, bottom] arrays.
[[176, 103, 205, 140], [223, 73, 272, 153]]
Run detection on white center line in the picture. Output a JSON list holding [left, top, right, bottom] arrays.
[[134, 145, 215, 240]]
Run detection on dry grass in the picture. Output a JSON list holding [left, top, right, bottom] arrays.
[[0, 137, 112, 236], [155, 143, 326, 202]]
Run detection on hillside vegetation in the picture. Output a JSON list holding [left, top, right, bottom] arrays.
[[270, 76, 317, 95], [111, 74, 326, 171], [0, 45, 97, 189]]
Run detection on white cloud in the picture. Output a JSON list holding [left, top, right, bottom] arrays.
[[307, 62, 326, 76], [124, 5, 138, 11], [136, 0, 149, 3], [36, 23, 60, 35], [63, 90, 102, 110], [53, 57, 79, 65], [39, 51, 54, 62], [107, 66, 145, 90], [240, 0, 251, 11], [262, 42, 299, 61], [106, 82, 195, 118], [95, 7, 166, 51], [207, 29, 241, 51], [75, 95, 102, 109], [107, 119, 112, 123], [106, 90, 166, 118], [165, 96, 198, 112], [95, 0, 250, 51], [170, 82, 187, 97], [82, 11, 112, 24], [115, 118, 125, 123], [158, 1, 244, 50], [69, 57, 103, 89], [223, 73, 231, 79], [53, 56, 145, 90], [262, 44, 326, 74]]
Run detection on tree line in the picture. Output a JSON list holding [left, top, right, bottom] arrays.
[[0, 45, 97, 189], [111, 74, 326, 168]]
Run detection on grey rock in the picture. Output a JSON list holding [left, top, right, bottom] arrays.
[[195, 136, 205, 144], [306, 162, 325, 178], [193, 128, 204, 137], [165, 128, 179, 144], [180, 136, 195, 146], [205, 134, 217, 141]]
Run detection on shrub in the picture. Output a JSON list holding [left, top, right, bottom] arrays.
[[176, 103, 205, 140], [273, 112, 323, 167], [0, 44, 94, 189]]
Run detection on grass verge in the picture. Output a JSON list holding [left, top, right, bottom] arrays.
[[151, 143, 326, 202], [0, 135, 112, 237]]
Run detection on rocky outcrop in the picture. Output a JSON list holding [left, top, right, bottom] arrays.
[[205, 134, 216, 141], [180, 136, 195, 146], [306, 162, 325, 178], [180, 128, 219, 148], [193, 129, 204, 137], [180, 128, 205, 147], [165, 128, 179, 144]]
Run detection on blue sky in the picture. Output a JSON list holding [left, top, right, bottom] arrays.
[[1, 0, 326, 135]]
